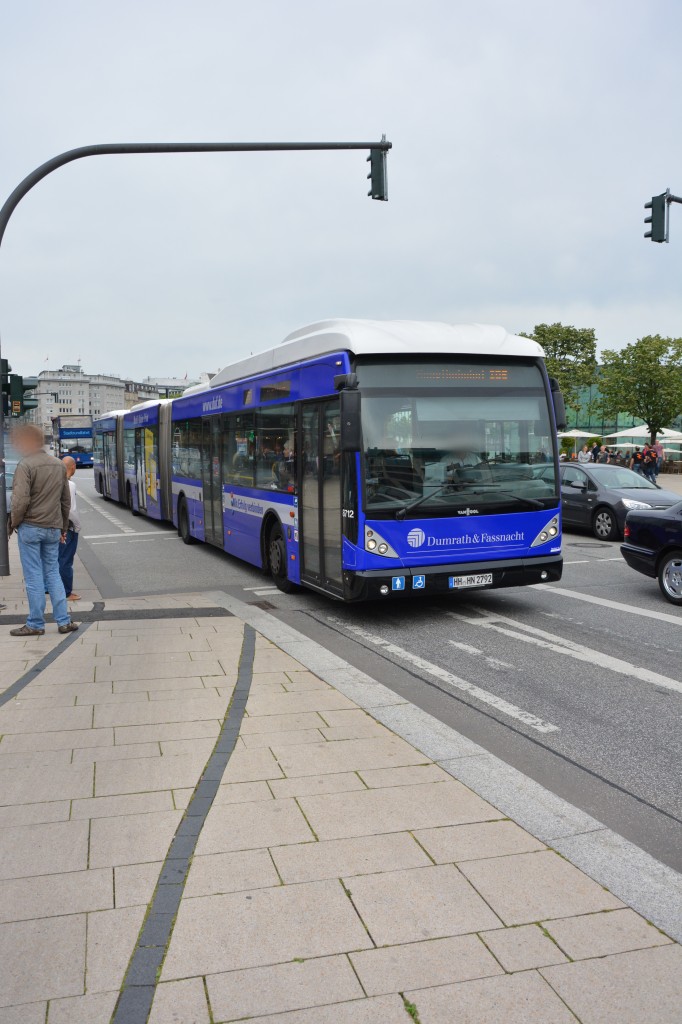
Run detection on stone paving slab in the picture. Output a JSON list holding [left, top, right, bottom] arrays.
[[0, 580, 680, 1023]]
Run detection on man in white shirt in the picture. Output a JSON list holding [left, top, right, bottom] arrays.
[[58, 457, 82, 601], [577, 444, 591, 464]]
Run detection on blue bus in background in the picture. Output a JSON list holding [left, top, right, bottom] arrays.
[[93, 320, 566, 601], [52, 415, 94, 468]]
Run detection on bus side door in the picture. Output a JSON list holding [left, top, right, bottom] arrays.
[[300, 400, 342, 592]]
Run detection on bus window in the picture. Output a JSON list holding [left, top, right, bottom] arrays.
[[225, 413, 255, 487], [255, 405, 296, 492]]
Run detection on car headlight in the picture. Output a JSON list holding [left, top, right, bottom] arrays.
[[365, 527, 398, 558], [531, 515, 560, 547], [621, 499, 652, 510]]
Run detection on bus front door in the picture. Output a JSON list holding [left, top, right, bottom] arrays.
[[300, 400, 342, 593], [134, 430, 146, 513], [202, 417, 224, 547]]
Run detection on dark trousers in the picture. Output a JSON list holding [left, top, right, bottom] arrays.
[[58, 529, 79, 597]]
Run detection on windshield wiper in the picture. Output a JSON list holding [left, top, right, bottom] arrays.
[[468, 488, 550, 510], [395, 484, 453, 520], [395, 485, 555, 520]]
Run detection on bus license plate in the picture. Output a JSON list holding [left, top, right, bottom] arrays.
[[449, 573, 493, 590]]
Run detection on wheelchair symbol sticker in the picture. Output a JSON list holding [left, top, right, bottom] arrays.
[[412, 575, 426, 590], [391, 576, 406, 591]]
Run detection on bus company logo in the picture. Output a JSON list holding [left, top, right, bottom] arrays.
[[457, 507, 480, 516], [407, 528, 426, 548], [202, 395, 223, 413]]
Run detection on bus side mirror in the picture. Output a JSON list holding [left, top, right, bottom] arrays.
[[340, 389, 362, 452], [549, 377, 567, 431]]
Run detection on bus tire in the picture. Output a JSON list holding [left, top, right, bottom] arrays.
[[127, 486, 139, 517], [267, 522, 297, 594], [95, 474, 103, 495], [178, 498, 196, 545]]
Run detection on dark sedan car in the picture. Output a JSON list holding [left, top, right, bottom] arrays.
[[621, 502, 682, 605], [559, 463, 682, 541]]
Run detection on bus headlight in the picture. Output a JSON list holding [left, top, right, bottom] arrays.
[[531, 516, 560, 547], [364, 527, 398, 558]]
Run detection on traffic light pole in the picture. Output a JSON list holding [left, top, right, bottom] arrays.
[[644, 188, 682, 242], [0, 138, 392, 576]]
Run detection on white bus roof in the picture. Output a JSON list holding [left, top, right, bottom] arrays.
[[209, 319, 543, 390], [128, 398, 172, 413]]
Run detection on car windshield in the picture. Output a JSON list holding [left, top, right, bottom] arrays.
[[358, 358, 558, 517], [588, 466, 657, 490]]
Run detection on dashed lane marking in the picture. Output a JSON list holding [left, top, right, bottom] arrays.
[[78, 490, 136, 534], [327, 617, 559, 734], [449, 607, 682, 697]]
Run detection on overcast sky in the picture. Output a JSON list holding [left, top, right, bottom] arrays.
[[1, 0, 681, 380]]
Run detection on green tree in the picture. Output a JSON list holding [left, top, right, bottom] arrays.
[[599, 335, 682, 442], [520, 323, 598, 411]]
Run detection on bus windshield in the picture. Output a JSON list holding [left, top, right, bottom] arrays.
[[358, 359, 558, 517]]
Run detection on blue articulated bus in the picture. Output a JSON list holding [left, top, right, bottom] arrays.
[[52, 415, 94, 468], [93, 319, 566, 601]]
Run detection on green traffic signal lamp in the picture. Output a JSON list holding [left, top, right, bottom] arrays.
[[644, 192, 667, 242], [367, 148, 388, 201]]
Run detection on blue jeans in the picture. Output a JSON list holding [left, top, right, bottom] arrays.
[[17, 524, 70, 629], [58, 529, 79, 597]]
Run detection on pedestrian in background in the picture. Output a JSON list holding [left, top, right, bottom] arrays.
[[7, 423, 78, 637], [652, 439, 664, 479], [591, 442, 600, 462], [630, 447, 643, 473], [642, 445, 657, 483], [598, 445, 610, 464], [577, 444, 591, 464], [58, 456, 81, 602]]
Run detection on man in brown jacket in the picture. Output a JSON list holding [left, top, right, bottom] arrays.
[[9, 423, 78, 636]]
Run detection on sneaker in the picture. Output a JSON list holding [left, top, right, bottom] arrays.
[[58, 622, 79, 634], [10, 625, 45, 636]]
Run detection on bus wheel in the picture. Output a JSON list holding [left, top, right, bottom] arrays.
[[178, 499, 195, 545], [268, 523, 297, 593], [127, 486, 139, 517]]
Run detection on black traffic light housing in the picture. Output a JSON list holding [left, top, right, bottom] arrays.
[[1, 359, 10, 418], [367, 148, 388, 201], [9, 375, 38, 417], [644, 192, 668, 242]]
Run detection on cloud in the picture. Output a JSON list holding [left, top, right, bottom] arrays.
[[1, 0, 680, 379]]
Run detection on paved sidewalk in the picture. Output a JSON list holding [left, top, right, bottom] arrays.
[[0, 558, 680, 1022]]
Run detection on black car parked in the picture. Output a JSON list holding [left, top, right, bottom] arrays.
[[621, 502, 682, 605], [559, 463, 682, 541]]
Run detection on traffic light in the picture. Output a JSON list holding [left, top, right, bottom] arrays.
[[644, 192, 667, 242], [367, 148, 388, 201], [1, 359, 10, 418], [9, 375, 38, 417]]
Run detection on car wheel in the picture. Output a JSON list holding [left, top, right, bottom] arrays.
[[127, 486, 139, 517], [268, 522, 297, 593], [658, 550, 682, 605], [592, 506, 619, 541], [178, 499, 195, 545]]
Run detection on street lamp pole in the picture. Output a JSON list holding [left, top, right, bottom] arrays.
[[0, 138, 392, 575]]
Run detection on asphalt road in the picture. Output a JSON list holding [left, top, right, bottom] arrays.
[[75, 472, 682, 874]]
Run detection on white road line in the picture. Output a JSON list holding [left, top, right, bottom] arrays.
[[449, 608, 682, 696], [536, 584, 682, 627], [84, 531, 161, 539], [250, 588, 281, 597], [564, 560, 591, 565], [448, 640, 515, 671], [91, 541, 118, 546], [78, 491, 136, 534], [327, 617, 559, 734]]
